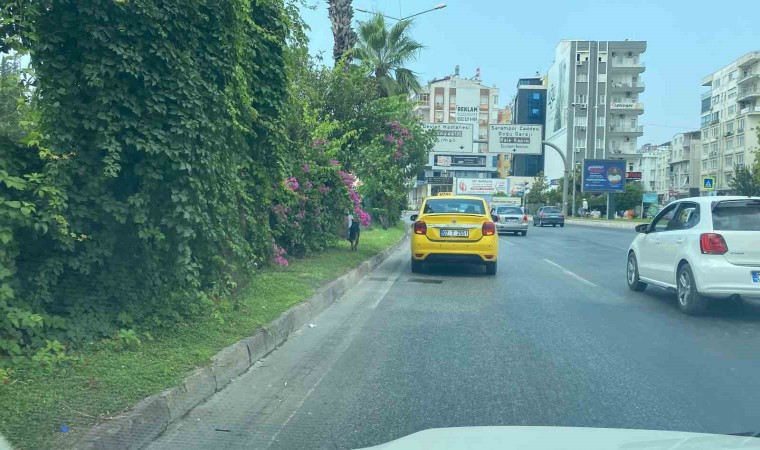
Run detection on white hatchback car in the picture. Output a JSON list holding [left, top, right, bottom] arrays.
[[627, 196, 760, 314]]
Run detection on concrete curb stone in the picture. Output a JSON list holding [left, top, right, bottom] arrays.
[[565, 218, 639, 230], [73, 229, 409, 450]]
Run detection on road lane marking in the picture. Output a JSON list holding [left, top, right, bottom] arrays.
[[543, 259, 598, 288], [499, 237, 515, 246]]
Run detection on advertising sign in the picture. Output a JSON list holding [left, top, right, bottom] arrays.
[[582, 159, 627, 193], [487, 124, 543, 154], [455, 178, 510, 195], [422, 123, 474, 153], [626, 171, 642, 180], [434, 154, 486, 168], [426, 176, 453, 184], [546, 41, 571, 137], [455, 88, 480, 124], [642, 193, 659, 203]]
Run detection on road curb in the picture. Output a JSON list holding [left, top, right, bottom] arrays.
[[73, 229, 410, 450]]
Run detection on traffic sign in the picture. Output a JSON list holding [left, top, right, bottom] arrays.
[[702, 176, 716, 190], [487, 124, 542, 155]]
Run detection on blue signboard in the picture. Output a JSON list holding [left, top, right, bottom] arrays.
[[642, 193, 658, 204], [582, 159, 627, 193], [550, 179, 558, 186]]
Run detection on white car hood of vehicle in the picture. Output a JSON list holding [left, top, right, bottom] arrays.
[[359, 426, 760, 450]]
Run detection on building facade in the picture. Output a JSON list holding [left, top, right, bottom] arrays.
[[412, 67, 501, 198], [510, 76, 547, 177], [668, 131, 702, 198], [699, 51, 760, 194], [543, 39, 647, 182]]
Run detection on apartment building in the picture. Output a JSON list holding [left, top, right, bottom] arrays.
[[510, 76, 547, 177], [668, 131, 702, 198], [412, 66, 501, 198], [544, 39, 646, 182], [638, 143, 671, 201], [699, 51, 760, 194]]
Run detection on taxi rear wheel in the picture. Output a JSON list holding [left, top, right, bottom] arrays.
[[485, 261, 497, 275], [411, 259, 424, 274]]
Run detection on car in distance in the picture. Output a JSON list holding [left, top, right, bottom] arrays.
[[410, 194, 499, 275], [533, 206, 565, 227], [626, 196, 760, 315], [494, 205, 528, 236]]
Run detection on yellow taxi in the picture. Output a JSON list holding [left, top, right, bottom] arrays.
[[409, 193, 499, 275]]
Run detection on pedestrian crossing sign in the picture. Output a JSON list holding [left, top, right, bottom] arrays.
[[702, 177, 715, 190]]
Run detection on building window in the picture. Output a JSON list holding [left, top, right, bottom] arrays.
[[728, 71, 736, 81], [714, 78, 721, 88], [492, 95, 498, 104], [434, 110, 443, 123], [480, 95, 489, 105], [434, 94, 443, 107], [575, 137, 586, 148], [702, 160, 708, 170], [598, 116, 605, 126], [712, 95, 720, 104], [702, 144, 709, 156], [728, 105, 736, 115], [712, 127, 718, 138], [599, 94, 605, 104], [726, 121, 734, 133], [737, 153, 744, 166], [710, 158, 717, 169], [738, 118, 745, 132], [726, 138, 733, 149], [576, 94, 586, 103], [738, 135, 745, 147], [725, 155, 733, 166], [479, 112, 488, 124], [711, 142, 718, 154], [478, 126, 487, 139]]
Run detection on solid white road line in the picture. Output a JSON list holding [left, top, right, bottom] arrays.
[[499, 237, 515, 246], [543, 259, 598, 288]]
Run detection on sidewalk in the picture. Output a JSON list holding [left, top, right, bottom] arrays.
[[564, 217, 642, 230]]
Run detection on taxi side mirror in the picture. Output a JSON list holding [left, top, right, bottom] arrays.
[[410, 214, 418, 221]]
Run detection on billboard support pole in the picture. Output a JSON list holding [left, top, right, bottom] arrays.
[[542, 141, 570, 216]]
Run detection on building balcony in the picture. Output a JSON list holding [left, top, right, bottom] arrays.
[[738, 72, 760, 85], [740, 106, 760, 115], [737, 51, 760, 69], [608, 124, 644, 135], [738, 87, 760, 102], [608, 80, 645, 92], [701, 91, 712, 100], [612, 60, 645, 72]]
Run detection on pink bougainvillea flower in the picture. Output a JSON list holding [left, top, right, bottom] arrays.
[[329, 159, 340, 166], [285, 177, 299, 191], [319, 185, 330, 194], [305, 180, 313, 189], [302, 163, 310, 173]]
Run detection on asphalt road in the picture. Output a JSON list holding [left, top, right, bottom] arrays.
[[148, 223, 760, 450]]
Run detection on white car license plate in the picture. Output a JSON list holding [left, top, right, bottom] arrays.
[[507, 218, 518, 223], [441, 229, 469, 238], [752, 271, 760, 284]]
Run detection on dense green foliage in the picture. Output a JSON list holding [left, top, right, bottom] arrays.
[[0, 0, 433, 367]]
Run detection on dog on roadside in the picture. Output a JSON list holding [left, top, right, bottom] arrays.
[[347, 221, 361, 252]]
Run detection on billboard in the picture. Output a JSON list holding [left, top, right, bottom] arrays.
[[455, 88, 480, 124], [488, 124, 542, 154], [546, 41, 571, 137], [582, 159, 626, 193], [433, 154, 486, 168], [422, 123, 474, 153], [455, 178, 510, 195]]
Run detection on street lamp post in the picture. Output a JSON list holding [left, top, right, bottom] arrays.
[[355, 3, 446, 21], [542, 141, 570, 217]]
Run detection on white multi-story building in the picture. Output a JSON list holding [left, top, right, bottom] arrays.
[[699, 51, 760, 194], [544, 39, 646, 182], [638, 143, 671, 201], [412, 66, 501, 197], [668, 131, 702, 198]]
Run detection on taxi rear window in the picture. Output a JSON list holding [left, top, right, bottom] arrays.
[[423, 199, 486, 215]]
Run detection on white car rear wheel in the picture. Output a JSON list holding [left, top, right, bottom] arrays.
[[677, 264, 708, 315]]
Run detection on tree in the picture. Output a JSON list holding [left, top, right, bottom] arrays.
[[327, 0, 357, 64], [353, 14, 423, 97], [614, 181, 644, 211], [524, 172, 549, 205], [729, 165, 760, 196]]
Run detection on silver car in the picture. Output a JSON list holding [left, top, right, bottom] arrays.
[[493, 205, 528, 236]]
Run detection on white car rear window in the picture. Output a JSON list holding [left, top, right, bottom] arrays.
[[712, 200, 760, 231]]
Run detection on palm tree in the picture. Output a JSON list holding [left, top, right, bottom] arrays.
[[353, 14, 423, 97], [327, 0, 357, 65]]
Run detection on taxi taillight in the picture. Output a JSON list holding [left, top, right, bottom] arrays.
[[482, 222, 496, 236], [414, 221, 427, 235]]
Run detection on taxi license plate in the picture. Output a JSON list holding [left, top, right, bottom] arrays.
[[752, 271, 760, 284], [441, 229, 469, 238]]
